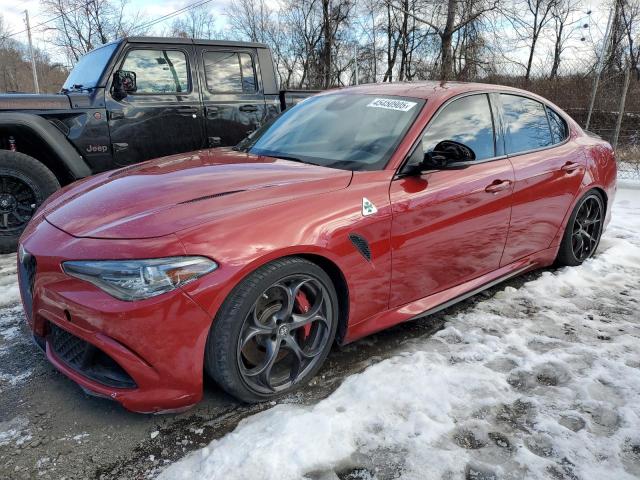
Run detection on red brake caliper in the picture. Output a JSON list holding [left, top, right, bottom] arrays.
[[295, 290, 312, 339]]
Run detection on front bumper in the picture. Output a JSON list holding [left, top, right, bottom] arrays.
[[18, 218, 214, 413]]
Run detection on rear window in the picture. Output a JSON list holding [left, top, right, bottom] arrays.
[[203, 51, 257, 93], [501, 94, 553, 154], [547, 107, 569, 144]]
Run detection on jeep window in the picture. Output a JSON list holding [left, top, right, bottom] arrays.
[[203, 51, 257, 93], [246, 94, 424, 171], [62, 43, 118, 91], [121, 49, 190, 94]]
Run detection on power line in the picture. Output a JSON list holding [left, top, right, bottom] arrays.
[[0, 0, 215, 43], [0, 0, 98, 41], [129, 0, 215, 34]]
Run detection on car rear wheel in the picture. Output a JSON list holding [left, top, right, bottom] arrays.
[[0, 150, 60, 253], [205, 257, 338, 403], [556, 190, 604, 266]]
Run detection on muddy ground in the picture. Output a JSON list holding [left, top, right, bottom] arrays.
[[0, 272, 540, 480]]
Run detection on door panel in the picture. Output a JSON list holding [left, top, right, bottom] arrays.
[[501, 142, 585, 265], [106, 46, 204, 166], [499, 96, 585, 265], [198, 48, 267, 147], [389, 160, 514, 308]]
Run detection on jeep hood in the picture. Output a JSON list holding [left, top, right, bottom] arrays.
[[44, 149, 352, 239], [0, 93, 71, 110]]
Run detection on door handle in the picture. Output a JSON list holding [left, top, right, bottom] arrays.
[[113, 143, 128, 153], [109, 110, 124, 120], [205, 106, 219, 119], [561, 161, 581, 173], [239, 104, 258, 113], [485, 179, 512, 194], [177, 107, 198, 117]]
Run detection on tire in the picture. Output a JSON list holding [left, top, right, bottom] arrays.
[[556, 190, 604, 266], [0, 150, 60, 254], [205, 257, 339, 403]]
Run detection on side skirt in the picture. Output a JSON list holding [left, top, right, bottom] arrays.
[[342, 246, 557, 344]]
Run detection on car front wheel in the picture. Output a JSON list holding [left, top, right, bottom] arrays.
[[205, 257, 338, 403]]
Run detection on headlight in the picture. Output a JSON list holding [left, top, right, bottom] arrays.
[[62, 257, 217, 301]]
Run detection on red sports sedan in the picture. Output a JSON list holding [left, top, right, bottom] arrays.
[[17, 83, 616, 413]]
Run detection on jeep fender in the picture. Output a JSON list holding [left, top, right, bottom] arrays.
[[0, 112, 92, 179]]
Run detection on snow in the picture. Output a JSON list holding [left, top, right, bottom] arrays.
[[159, 187, 640, 480], [0, 254, 20, 308]]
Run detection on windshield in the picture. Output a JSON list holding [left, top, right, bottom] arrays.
[[61, 43, 118, 92], [243, 94, 424, 171]]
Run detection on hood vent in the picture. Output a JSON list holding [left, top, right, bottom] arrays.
[[178, 189, 245, 205]]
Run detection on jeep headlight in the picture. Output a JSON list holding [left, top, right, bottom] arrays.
[[62, 257, 217, 301]]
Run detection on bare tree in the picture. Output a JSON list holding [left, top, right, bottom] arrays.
[[618, 0, 640, 78], [387, 0, 498, 80], [504, 0, 558, 80], [548, 0, 584, 78], [170, 4, 220, 39], [40, 0, 144, 64], [0, 15, 68, 93]]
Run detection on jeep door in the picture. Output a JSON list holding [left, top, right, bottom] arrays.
[[106, 44, 205, 166], [196, 46, 268, 148]]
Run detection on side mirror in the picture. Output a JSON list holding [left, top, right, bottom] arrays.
[[423, 140, 475, 170], [112, 70, 137, 100]]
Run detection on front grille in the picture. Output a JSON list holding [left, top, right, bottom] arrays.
[[18, 247, 37, 319], [48, 323, 137, 389]]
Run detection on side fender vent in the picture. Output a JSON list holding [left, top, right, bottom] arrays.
[[349, 233, 371, 262]]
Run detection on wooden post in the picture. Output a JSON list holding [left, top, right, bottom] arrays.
[[612, 67, 631, 150]]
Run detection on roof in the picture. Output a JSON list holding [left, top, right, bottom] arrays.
[[123, 36, 269, 49], [329, 81, 538, 102]]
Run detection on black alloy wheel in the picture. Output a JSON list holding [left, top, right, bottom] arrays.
[[237, 274, 333, 394], [0, 150, 60, 253], [557, 190, 604, 266], [0, 175, 38, 233], [206, 257, 338, 403], [571, 195, 603, 262]]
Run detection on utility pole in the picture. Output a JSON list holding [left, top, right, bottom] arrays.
[[612, 65, 631, 150], [354, 43, 359, 85], [24, 10, 40, 94], [585, 7, 613, 131]]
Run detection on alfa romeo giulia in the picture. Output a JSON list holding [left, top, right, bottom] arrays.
[[17, 82, 616, 412]]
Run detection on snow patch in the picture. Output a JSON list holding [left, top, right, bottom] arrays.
[[0, 416, 30, 447], [159, 188, 640, 480]]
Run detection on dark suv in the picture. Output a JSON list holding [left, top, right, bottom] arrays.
[[0, 36, 312, 252]]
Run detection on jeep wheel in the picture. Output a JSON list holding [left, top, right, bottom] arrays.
[[0, 150, 60, 253]]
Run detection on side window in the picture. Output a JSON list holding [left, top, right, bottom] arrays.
[[203, 51, 258, 93], [121, 49, 189, 94], [501, 94, 553, 153], [421, 94, 495, 161], [547, 107, 568, 144]]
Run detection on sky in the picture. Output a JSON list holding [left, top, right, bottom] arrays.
[[0, 0, 232, 64], [0, 0, 613, 73]]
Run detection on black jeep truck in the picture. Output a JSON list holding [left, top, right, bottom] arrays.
[[0, 36, 313, 252]]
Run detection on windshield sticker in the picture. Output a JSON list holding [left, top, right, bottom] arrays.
[[366, 98, 417, 112]]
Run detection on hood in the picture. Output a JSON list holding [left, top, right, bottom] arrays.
[[0, 93, 71, 111], [44, 149, 353, 239]]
